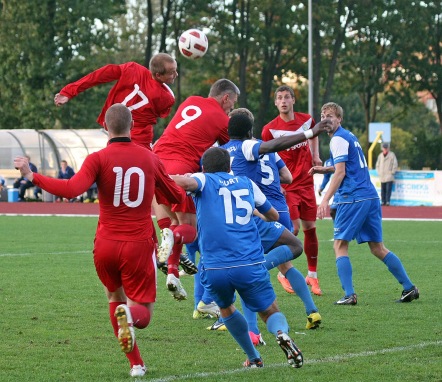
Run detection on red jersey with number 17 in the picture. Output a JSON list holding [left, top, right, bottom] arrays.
[[262, 112, 316, 191], [153, 96, 230, 172], [31, 139, 185, 241], [60, 62, 175, 148]]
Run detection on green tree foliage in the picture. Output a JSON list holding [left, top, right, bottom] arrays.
[[394, 0, 442, 134], [0, 0, 125, 130], [0, 0, 440, 169]]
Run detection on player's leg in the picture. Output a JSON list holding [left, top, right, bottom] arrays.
[[299, 188, 322, 295], [95, 238, 156, 377], [203, 267, 262, 367], [361, 200, 418, 302], [165, 209, 197, 300]]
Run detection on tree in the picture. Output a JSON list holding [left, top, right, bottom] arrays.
[[394, 0, 442, 133], [0, 1, 126, 130]]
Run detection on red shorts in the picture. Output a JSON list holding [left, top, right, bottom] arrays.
[[157, 158, 197, 214], [93, 237, 157, 303], [285, 187, 317, 222]]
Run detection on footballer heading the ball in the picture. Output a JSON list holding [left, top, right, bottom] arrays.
[[178, 29, 208, 59]]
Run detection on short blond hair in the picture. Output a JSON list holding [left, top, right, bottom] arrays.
[[321, 102, 344, 120]]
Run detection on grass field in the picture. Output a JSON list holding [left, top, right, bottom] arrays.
[[0, 216, 440, 381]]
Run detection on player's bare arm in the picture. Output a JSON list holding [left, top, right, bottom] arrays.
[[259, 118, 333, 154], [308, 165, 335, 176], [170, 174, 198, 192], [317, 162, 345, 220], [279, 166, 293, 184]]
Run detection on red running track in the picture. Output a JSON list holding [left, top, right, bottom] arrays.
[[1, 202, 442, 220]]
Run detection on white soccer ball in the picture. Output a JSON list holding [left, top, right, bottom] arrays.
[[178, 29, 208, 59]]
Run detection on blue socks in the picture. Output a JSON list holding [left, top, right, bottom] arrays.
[[266, 311, 289, 336], [336, 256, 355, 296], [223, 310, 260, 361], [264, 245, 293, 270], [284, 267, 318, 315], [382, 252, 413, 290], [240, 296, 259, 334]]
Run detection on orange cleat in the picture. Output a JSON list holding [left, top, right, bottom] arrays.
[[306, 276, 323, 296], [277, 272, 295, 294]]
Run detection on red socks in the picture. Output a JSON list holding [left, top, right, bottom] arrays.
[[108, 302, 145, 367], [303, 227, 319, 272], [130, 304, 151, 329]]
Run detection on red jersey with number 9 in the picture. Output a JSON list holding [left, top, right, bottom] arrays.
[[31, 140, 184, 241], [153, 96, 230, 171]]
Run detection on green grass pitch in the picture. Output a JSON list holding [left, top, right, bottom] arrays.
[[0, 216, 440, 381]]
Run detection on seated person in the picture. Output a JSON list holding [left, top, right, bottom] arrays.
[[13, 155, 37, 201], [56, 160, 76, 202]]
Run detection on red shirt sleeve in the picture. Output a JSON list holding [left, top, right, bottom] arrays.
[[59, 64, 122, 99], [32, 155, 98, 198]]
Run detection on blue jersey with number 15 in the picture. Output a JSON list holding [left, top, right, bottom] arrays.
[[190, 172, 272, 270]]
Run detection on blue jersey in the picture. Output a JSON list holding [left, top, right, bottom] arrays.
[[190, 172, 272, 270], [221, 139, 289, 212], [330, 126, 379, 203]]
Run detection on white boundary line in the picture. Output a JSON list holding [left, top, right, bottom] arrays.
[[1, 213, 441, 221], [147, 341, 441, 382]]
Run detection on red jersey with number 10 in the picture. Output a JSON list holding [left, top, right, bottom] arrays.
[[262, 113, 316, 190], [32, 139, 184, 241], [60, 62, 175, 148], [153, 96, 230, 172]]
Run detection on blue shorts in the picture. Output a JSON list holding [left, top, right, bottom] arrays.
[[200, 263, 276, 311], [334, 199, 383, 243], [254, 217, 285, 253]]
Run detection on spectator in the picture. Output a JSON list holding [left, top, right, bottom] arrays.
[[376, 143, 398, 206], [56, 160, 76, 202], [0, 174, 5, 192], [13, 155, 37, 201]]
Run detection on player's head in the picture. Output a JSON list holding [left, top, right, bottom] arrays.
[[209, 79, 240, 114], [229, 107, 254, 124], [320, 102, 343, 135], [202, 147, 231, 173], [150, 53, 178, 84], [228, 113, 253, 140], [274, 85, 295, 115], [104, 103, 133, 136]]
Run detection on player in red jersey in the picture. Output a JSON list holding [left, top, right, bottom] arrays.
[[153, 78, 240, 301], [262, 85, 323, 296], [54, 53, 177, 149], [14, 104, 185, 378]]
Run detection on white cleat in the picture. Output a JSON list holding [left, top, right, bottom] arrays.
[[197, 301, 220, 318], [130, 364, 146, 377], [157, 228, 174, 263], [166, 274, 187, 301]]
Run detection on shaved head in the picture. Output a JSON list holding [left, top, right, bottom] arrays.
[[104, 104, 132, 135]]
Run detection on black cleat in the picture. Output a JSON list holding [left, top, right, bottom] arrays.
[[156, 260, 168, 276], [397, 286, 419, 303], [334, 293, 357, 305], [276, 331, 303, 368], [179, 254, 198, 275]]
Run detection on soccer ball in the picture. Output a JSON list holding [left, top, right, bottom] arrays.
[[178, 29, 208, 59]]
